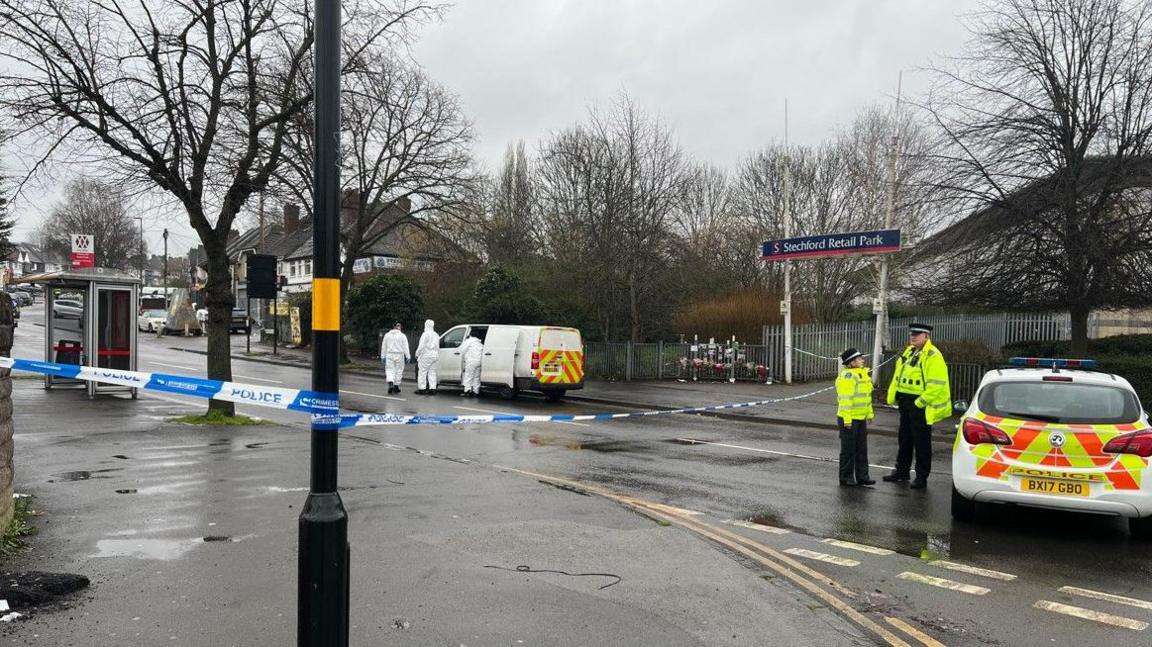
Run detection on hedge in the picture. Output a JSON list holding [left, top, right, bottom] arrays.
[[1000, 335, 1152, 407]]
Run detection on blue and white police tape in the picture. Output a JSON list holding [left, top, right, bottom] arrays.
[[0, 356, 338, 421], [0, 355, 835, 429]]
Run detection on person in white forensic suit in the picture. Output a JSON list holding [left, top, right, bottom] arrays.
[[380, 322, 410, 394], [458, 332, 484, 397], [415, 319, 439, 395]]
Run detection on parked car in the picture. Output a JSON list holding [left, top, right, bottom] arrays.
[[137, 308, 168, 332], [6, 289, 32, 307], [52, 298, 83, 319], [229, 308, 250, 334]]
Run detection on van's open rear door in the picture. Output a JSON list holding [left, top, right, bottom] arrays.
[[481, 326, 520, 387]]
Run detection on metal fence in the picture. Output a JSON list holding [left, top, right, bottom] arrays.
[[584, 341, 774, 383], [761, 312, 1075, 382]]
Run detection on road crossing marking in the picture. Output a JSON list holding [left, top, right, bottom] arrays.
[[1033, 600, 1148, 631], [884, 617, 947, 647], [1058, 586, 1152, 611], [928, 560, 1017, 581], [725, 519, 790, 534], [341, 389, 405, 402], [820, 538, 893, 555], [897, 572, 990, 595], [783, 548, 860, 567]]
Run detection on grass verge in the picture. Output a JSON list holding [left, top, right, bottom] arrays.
[[1, 497, 40, 560], [169, 410, 266, 426]]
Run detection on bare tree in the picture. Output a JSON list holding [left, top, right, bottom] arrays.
[[0, 0, 436, 414], [483, 141, 538, 267], [537, 95, 685, 341], [37, 178, 145, 271], [917, 0, 1152, 353]]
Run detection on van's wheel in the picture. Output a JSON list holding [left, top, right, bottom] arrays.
[[544, 389, 566, 403], [1130, 515, 1152, 539], [951, 486, 976, 522], [498, 385, 518, 400]]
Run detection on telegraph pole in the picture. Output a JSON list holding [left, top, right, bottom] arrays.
[[870, 74, 903, 384], [298, 0, 349, 645]]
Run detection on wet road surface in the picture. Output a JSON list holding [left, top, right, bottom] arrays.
[[11, 307, 1152, 645]]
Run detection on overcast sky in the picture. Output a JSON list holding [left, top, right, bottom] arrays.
[[10, 0, 983, 254]]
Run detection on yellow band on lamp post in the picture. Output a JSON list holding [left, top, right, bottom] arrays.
[[312, 278, 340, 331]]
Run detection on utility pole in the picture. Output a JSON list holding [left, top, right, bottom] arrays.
[[782, 99, 793, 384], [870, 73, 903, 385], [298, 0, 348, 644]]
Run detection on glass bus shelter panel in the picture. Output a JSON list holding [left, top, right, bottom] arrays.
[[97, 288, 132, 370], [49, 286, 86, 366]]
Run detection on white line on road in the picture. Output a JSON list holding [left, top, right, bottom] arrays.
[[148, 361, 198, 371], [233, 375, 283, 384], [820, 538, 894, 555], [897, 572, 990, 595], [1033, 600, 1148, 631], [929, 560, 1017, 581], [676, 438, 898, 471], [724, 519, 791, 535], [341, 389, 405, 402], [783, 548, 860, 567], [1059, 586, 1152, 611]]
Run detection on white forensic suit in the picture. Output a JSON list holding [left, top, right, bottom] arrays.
[[415, 319, 439, 393], [458, 334, 484, 395], [380, 327, 411, 391]]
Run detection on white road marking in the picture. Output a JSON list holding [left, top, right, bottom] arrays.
[[783, 548, 860, 567], [643, 503, 703, 517], [341, 389, 405, 402], [724, 519, 791, 535], [1034, 600, 1148, 631], [929, 560, 1017, 581], [675, 438, 899, 471], [233, 374, 283, 384], [884, 616, 947, 647], [147, 361, 198, 371], [897, 572, 990, 595], [1059, 586, 1152, 611], [821, 538, 893, 555]]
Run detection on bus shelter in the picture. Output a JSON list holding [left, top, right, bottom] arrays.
[[22, 268, 140, 398]]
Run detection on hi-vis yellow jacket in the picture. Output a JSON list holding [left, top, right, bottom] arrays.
[[836, 367, 874, 422], [886, 339, 952, 424]]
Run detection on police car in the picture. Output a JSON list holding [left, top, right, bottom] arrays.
[[952, 358, 1152, 538]]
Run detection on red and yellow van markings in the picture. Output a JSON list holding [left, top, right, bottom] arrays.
[[535, 349, 584, 385]]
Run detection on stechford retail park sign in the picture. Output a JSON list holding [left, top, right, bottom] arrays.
[[761, 228, 901, 262]]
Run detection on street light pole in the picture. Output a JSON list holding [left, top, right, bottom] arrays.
[[135, 216, 144, 283], [298, 1, 348, 645], [163, 229, 169, 296]]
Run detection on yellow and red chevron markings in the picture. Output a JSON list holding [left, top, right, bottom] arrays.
[[968, 413, 1148, 490], [536, 349, 584, 384]]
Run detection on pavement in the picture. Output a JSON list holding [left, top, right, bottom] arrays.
[[170, 340, 953, 438]]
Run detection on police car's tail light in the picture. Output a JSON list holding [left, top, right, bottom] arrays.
[[1102, 430, 1152, 458], [1042, 375, 1073, 382], [962, 418, 1013, 445]]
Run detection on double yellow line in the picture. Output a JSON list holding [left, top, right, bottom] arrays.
[[503, 467, 946, 647]]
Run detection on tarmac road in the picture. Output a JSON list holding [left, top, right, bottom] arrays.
[[9, 306, 1152, 645]]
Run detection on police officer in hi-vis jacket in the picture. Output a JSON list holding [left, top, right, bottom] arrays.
[[836, 348, 875, 487], [883, 323, 951, 489]]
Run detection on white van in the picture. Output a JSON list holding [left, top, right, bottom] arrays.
[[438, 324, 584, 400]]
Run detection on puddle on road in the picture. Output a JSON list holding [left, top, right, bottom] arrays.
[[91, 538, 199, 560], [528, 435, 651, 455], [50, 468, 123, 482], [529, 434, 585, 449]]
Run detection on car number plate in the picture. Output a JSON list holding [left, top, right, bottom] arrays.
[[1021, 477, 1089, 497]]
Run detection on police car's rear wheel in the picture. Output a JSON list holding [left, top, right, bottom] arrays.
[[1130, 515, 1152, 540], [951, 486, 976, 522]]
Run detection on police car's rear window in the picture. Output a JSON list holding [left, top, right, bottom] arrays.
[[978, 381, 1141, 424]]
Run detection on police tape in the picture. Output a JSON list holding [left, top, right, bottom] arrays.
[[794, 348, 899, 368], [1, 356, 835, 429]]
